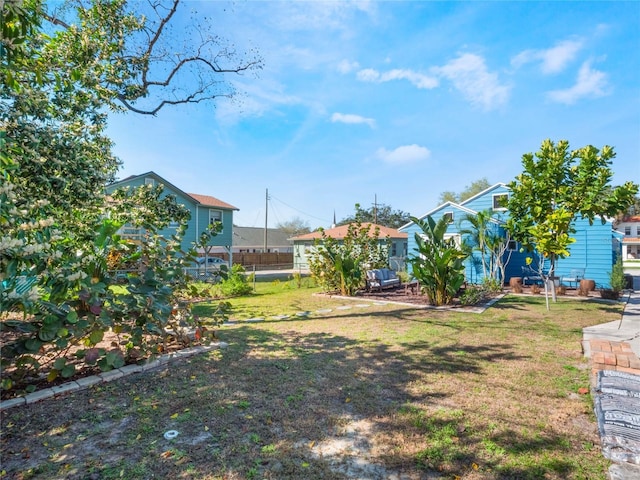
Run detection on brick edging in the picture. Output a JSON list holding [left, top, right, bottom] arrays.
[[0, 342, 228, 412], [589, 339, 640, 380]]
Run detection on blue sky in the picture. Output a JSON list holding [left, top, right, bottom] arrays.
[[107, 1, 640, 229]]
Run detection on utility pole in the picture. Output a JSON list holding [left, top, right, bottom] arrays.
[[374, 194, 378, 224], [264, 188, 268, 253]]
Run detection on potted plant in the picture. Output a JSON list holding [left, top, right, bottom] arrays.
[[600, 257, 625, 300]]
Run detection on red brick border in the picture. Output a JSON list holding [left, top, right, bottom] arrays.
[[590, 339, 640, 377]]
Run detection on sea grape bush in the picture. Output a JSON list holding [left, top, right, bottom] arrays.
[[1, 1, 231, 394], [1, 186, 226, 393], [308, 221, 389, 296]]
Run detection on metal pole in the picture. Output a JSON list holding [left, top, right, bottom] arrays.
[[264, 188, 268, 253]]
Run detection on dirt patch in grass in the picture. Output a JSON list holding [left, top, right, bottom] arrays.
[[1, 293, 621, 479]]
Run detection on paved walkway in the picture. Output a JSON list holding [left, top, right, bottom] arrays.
[[583, 292, 640, 376], [582, 292, 640, 477]]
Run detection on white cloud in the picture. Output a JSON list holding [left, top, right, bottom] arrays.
[[337, 59, 360, 74], [376, 144, 431, 165], [432, 53, 510, 110], [331, 113, 376, 128], [356, 68, 439, 89], [357, 68, 381, 82], [215, 78, 301, 124], [512, 39, 584, 74], [546, 60, 610, 104], [271, 1, 376, 31]]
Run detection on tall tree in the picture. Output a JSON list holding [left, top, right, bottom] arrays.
[[0, 0, 259, 390], [276, 217, 311, 236], [338, 203, 411, 229], [506, 139, 638, 307], [458, 210, 495, 280], [3, 0, 262, 232], [438, 178, 491, 205]]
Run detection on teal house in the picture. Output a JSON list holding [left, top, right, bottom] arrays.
[[105, 172, 238, 259], [399, 183, 620, 289]]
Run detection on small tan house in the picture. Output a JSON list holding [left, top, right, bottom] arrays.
[[290, 223, 407, 271]]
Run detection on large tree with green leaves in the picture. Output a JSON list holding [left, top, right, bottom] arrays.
[[276, 217, 311, 236], [338, 203, 411, 229], [439, 178, 491, 205], [1, 0, 260, 391], [506, 139, 638, 306]]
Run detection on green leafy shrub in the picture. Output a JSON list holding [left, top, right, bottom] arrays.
[[459, 285, 486, 306], [609, 256, 625, 293], [308, 221, 389, 296], [1, 196, 225, 394], [408, 216, 468, 306], [220, 264, 253, 297], [481, 277, 503, 293]]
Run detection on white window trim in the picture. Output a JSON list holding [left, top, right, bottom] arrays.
[[444, 233, 462, 247], [209, 209, 223, 232], [492, 193, 509, 211]]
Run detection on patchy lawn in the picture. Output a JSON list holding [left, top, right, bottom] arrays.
[[0, 291, 621, 479]]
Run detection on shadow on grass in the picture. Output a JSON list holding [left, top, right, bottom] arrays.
[[0, 316, 603, 480]]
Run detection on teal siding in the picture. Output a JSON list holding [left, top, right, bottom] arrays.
[[193, 205, 234, 248], [106, 172, 236, 253]]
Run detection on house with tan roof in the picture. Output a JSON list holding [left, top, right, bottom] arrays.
[[289, 222, 407, 270], [105, 171, 238, 260], [615, 215, 640, 276]]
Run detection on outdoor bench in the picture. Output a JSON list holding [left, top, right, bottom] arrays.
[[366, 268, 401, 292]]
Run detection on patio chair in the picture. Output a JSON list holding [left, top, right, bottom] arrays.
[[561, 269, 584, 289], [521, 266, 543, 286]]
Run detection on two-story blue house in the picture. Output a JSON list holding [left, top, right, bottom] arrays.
[[105, 172, 238, 260], [399, 183, 620, 289]]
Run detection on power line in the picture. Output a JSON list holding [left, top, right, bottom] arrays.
[[269, 194, 331, 224]]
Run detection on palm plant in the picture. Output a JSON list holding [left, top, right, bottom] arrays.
[[458, 210, 494, 279], [459, 210, 512, 285], [408, 215, 468, 306]]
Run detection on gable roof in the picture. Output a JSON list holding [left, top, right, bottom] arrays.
[[290, 222, 407, 241], [399, 183, 509, 231], [108, 171, 238, 210], [188, 193, 238, 211], [398, 202, 482, 231], [459, 182, 509, 207]]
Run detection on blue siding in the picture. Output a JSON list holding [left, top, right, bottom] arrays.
[[402, 184, 617, 286], [555, 217, 616, 288]]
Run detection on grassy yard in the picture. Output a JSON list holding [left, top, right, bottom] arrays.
[[0, 282, 621, 479]]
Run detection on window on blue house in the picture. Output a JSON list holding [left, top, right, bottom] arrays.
[[209, 210, 223, 232], [507, 240, 517, 251], [444, 233, 461, 247], [144, 177, 155, 186], [493, 193, 508, 210], [443, 212, 453, 223]]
